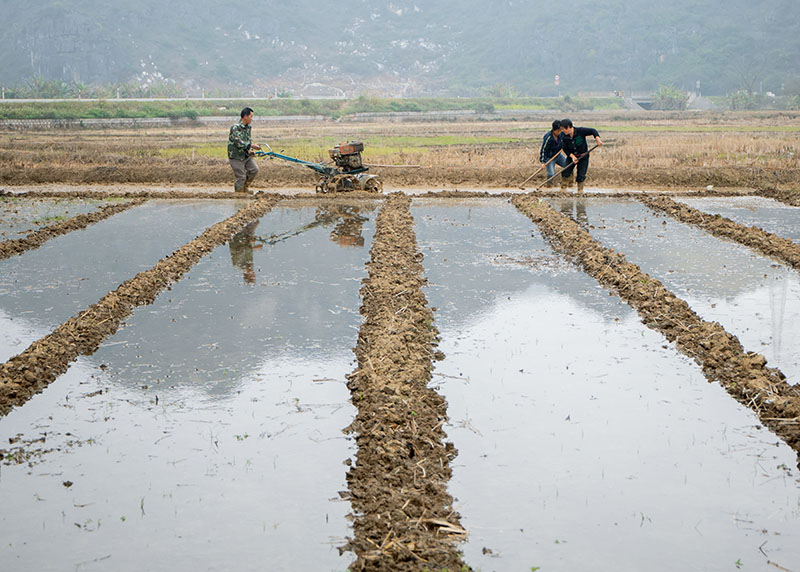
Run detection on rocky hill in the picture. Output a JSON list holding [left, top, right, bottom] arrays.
[[1, 0, 797, 96]]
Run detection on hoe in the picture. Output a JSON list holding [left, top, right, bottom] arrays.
[[255, 141, 383, 193]]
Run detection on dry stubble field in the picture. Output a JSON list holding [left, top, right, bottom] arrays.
[[1, 110, 799, 194]]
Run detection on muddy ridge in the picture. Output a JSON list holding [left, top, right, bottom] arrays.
[[0, 196, 280, 416], [6, 189, 392, 201], [641, 195, 800, 272], [343, 192, 467, 571], [2, 164, 799, 191], [6, 188, 758, 202], [0, 200, 145, 261], [756, 188, 800, 207], [512, 195, 800, 465]]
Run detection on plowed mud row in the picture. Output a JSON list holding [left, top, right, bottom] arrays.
[[343, 193, 467, 571], [4, 187, 761, 202], [0, 196, 280, 415], [2, 163, 799, 191], [0, 200, 144, 260], [512, 195, 800, 465], [757, 188, 800, 207], [641, 195, 800, 271]]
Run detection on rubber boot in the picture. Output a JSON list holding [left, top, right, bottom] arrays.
[[242, 175, 257, 195], [560, 176, 569, 192], [577, 181, 585, 194]]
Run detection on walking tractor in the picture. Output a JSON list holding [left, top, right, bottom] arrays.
[[255, 141, 383, 193]]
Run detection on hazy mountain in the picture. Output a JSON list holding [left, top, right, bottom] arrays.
[[0, 0, 797, 96]]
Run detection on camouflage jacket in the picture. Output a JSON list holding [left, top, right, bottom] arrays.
[[227, 121, 252, 160]]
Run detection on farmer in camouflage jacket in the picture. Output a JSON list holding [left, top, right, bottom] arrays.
[[228, 107, 261, 194]]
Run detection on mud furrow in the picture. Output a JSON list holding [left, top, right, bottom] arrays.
[[756, 188, 800, 207], [343, 192, 467, 571], [0, 200, 145, 260], [512, 195, 800, 465], [641, 195, 800, 272], [0, 196, 280, 416]]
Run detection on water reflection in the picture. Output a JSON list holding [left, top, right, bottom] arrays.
[[413, 200, 800, 571], [229, 220, 260, 284], [584, 199, 800, 383], [0, 201, 239, 331], [89, 205, 376, 396], [555, 197, 589, 228], [255, 204, 371, 249], [0, 198, 103, 239], [412, 199, 625, 330], [677, 196, 800, 244]]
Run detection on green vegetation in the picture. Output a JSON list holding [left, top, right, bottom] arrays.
[[652, 85, 688, 110], [0, 96, 625, 121], [35, 214, 69, 224], [160, 133, 525, 161]]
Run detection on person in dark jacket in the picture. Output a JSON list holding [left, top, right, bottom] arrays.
[[540, 120, 568, 185], [559, 118, 602, 193]]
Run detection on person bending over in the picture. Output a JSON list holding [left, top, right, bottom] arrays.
[[559, 118, 602, 194]]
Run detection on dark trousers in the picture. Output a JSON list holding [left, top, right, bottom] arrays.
[[229, 157, 259, 192], [561, 155, 590, 183]]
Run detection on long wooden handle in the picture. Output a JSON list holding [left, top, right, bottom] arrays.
[[519, 151, 564, 189], [533, 145, 598, 191]]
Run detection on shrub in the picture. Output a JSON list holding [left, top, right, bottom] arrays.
[[652, 85, 688, 110]]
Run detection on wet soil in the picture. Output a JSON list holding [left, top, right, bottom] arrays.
[[756, 188, 800, 207], [0, 200, 144, 260], [0, 196, 106, 238], [641, 195, 800, 272], [512, 195, 800, 465], [675, 195, 800, 243], [343, 192, 467, 571], [413, 200, 800, 570], [0, 196, 280, 416], [4, 188, 392, 201], [5, 188, 261, 200], [389, 166, 800, 191], [2, 162, 799, 191]]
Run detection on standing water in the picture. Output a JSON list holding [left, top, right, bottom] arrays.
[[0, 201, 377, 572], [413, 198, 800, 572]]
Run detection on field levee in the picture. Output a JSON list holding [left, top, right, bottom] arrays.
[[343, 192, 468, 571]]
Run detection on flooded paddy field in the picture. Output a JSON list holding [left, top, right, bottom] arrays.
[[0, 201, 243, 362], [0, 200, 377, 571], [1, 192, 799, 571], [414, 199, 800, 571], [0, 196, 112, 239], [675, 196, 800, 244], [566, 197, 800, 385]]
